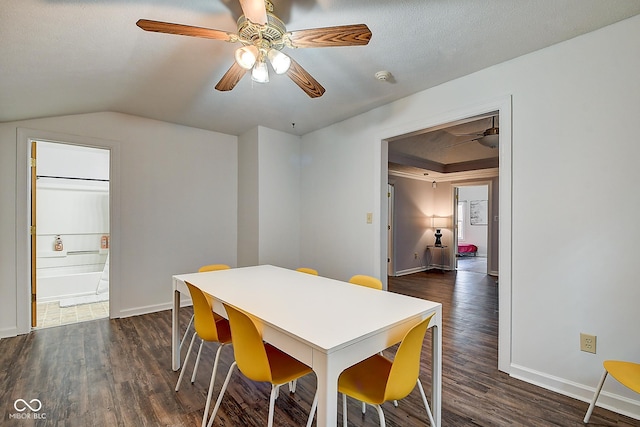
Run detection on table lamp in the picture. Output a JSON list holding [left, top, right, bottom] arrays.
[[432, 217, 449, 246]]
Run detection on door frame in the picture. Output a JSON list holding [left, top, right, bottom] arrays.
[[387, 182, 395, 278], [16, 128, 121, 335], [375, 95, 512, 373]]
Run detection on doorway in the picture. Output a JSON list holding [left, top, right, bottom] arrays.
[[379, 95, 512, 373], [32, 141, 110, 328], [455, 184, 489, 274]]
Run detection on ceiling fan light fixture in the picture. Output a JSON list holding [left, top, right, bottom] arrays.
[[251, 58, 269, 83], [477, 134, 499, 148], [267, 49, 291, 74], [235, 45, 258, 70]]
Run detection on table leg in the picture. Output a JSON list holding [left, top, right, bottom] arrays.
[[313, 353, 339, 427], [172, 287, 181, 371]]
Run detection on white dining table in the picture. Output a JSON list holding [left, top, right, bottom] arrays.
[[172, 265, 442, 427]]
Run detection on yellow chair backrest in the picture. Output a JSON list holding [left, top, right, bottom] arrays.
[[296, 267, 318, 275], [349, 274, 383, 290], [198, 264, 231, 272], [384, 313, 435, 401], [223, 303, 272, 383], [185, 281, 222, 342]]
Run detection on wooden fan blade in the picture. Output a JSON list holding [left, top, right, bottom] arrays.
[[215, 62, 247, 92], [287, 24, 372, 48], [239, 0, 268, 25], [286, 58, 325, 98], [136, 19, 235, 42]]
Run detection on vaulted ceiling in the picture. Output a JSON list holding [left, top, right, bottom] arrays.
[[2, 1, 639, 138]]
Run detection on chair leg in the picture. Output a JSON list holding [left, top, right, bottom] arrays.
[[268, 384, 278, 427], [343, 394, 348, 426], [374, 404, 386, 427], [180, 314, 195, 350], [176, 331, 197, 392], [417, 379, 436, 426], [202, 343, 226, 427], [191, 339, 205, 383], [208, 361, 237, 427], [584, 370, 609, 423], [306, 388, 319, 427]]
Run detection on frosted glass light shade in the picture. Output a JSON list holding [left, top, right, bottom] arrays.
[[267, 49, 291, 74], [251, 59, 269, 83], [235, 46, 258, 70]]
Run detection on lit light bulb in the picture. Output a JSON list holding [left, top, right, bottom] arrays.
[[235, 46, 258, 70], [251, 59, 269, 83], [267, 49, 291, 74]]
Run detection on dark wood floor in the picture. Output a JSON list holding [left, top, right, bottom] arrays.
[[1, 270, 638, 426]]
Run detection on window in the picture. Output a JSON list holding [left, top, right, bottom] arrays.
[[457, 201, 466, 240]]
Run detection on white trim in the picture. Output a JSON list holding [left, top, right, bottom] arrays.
[[118, 303, 175, 319], [16, 128, 121, 335], [119, 296, 194, 319], [395, 266, 427, 277], [375, 95, 513, 373]]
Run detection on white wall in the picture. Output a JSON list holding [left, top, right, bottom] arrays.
[[237, 128, 260, 267], [300, 120, 381, 281], [300, 14, 640, 418], [237, 126, 302, 269], [390, 176, 456, 274], [257, 127, 301, 269], [0, 112, 238, 336]]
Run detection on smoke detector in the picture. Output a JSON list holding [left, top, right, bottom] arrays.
[[375, 70, 392, 81]]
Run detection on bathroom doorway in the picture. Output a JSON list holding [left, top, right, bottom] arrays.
[[32, 141, 110, 328]]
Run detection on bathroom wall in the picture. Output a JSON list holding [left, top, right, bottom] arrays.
[[36, 142, 109, 302]]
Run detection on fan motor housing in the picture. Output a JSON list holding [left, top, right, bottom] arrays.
[[237, 13, 286, 50]]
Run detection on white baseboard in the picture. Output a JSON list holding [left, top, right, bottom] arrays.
[[394, 266, 426, 276], [510, 363, 640, 420], [0, 327, 19, 339], [117, 298, 193, 319]]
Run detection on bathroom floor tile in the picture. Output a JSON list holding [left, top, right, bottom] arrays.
[[35, 300, 109, 329]]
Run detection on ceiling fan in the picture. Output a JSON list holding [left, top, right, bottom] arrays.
[[453, 116, 499, 148], [136, 0, 372, 98]]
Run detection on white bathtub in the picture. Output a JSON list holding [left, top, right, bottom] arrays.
[[37, 271, 103, 303]]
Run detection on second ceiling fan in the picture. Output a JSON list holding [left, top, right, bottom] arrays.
[[137, 0, 372, 98]]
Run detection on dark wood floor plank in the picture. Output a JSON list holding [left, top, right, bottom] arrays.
[[0, 268, 638, 426]]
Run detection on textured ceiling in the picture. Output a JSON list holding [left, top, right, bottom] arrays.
[[2, 1, 639, 136]]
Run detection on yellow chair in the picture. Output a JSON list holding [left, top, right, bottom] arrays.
[[199, 264, 232, 273], [176, 281, 232, 427], [296, 267, 319, 275], [179, 264, 231, 351], [349, 274, 383, 290], [208, 303, 318, 427], [349, 274, 389, 413], [584, 360, 640, 423], [336, 313, 436, 427]]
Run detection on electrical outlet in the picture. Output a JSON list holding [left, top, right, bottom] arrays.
[[580, 333, 596, 354], [366, 212, 373, 224], [414, 253, 418, 259]]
